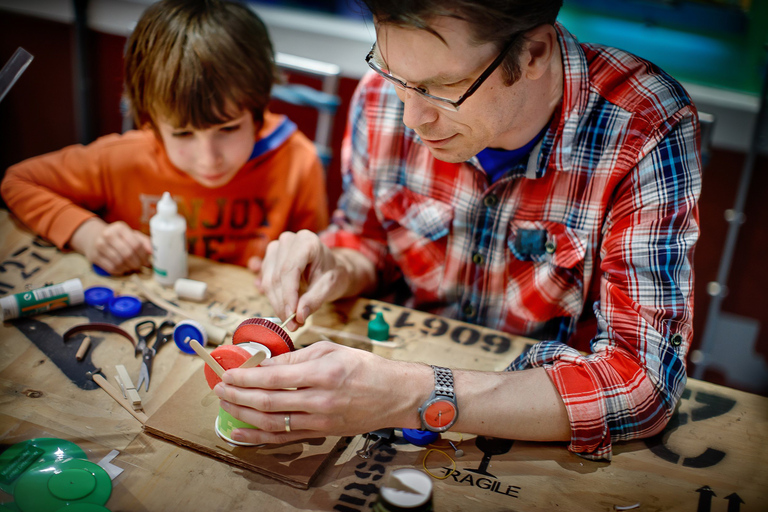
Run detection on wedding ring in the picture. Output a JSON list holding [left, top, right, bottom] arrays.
[[284, 414, 291, 433]]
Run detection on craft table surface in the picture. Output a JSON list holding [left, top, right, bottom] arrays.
[[1, 209, 766, 512]]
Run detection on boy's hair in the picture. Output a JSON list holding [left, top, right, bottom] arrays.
[[124, 0, 276, 129], [360, 0, 563, 85]]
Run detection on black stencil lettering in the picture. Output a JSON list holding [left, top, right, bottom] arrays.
[[420, 317, 449, 337], [450, 326, 480, 346], [683, 448, 726, 468], [333, 504, 361, 512], [393, 311, 415, 328], [342, 482, 379, 497], [30, 251, 50, 263], [482, 334, 511, 354], [338, 495, 366, 506], [21, 267, 41, 280], [691, 392, 736, 422], [32, 238, 55, 248]]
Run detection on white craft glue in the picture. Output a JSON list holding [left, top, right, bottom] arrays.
[[150, 191, 188, 286], [0, 278, 84, 321]]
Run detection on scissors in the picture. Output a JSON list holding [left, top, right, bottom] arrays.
[[135, 319, 176, 392]]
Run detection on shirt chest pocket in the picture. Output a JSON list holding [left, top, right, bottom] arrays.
[[377, 186, 453, 286], [505, 220, 590, 318]]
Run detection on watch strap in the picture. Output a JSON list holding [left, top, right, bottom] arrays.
[[431, 365, 455, 400]]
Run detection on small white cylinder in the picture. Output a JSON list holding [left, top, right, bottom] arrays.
[[174, 278, 207, 301]]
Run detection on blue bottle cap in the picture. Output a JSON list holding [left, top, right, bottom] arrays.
[[402, 428, 439, 446], [108, 295, 142, 318], [173, 320, 207, 354], [84, 286, 114, 307], [91, 264, 111, 276]]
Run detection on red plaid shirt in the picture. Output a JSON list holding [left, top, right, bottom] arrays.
[[322, 23, 701, 459]]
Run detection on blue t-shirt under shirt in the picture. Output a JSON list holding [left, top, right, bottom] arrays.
[[476, 123, 549, 183]]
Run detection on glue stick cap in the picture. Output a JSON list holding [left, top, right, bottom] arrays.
[[108, 295, 142, 318], [402, 428, 439, 446], [84, 286, 114, 307], [367, 312, 390, 341], [173, 319, 208, 354]]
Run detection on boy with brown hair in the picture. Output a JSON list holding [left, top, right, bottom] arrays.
[[1, 0, 328, 275]]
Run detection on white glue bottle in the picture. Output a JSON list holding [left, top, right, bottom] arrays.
[[150, 191, 188, 286]]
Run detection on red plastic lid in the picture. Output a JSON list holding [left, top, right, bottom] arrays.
[[203, 345, 251, 389], [232, 318, 294, 355]]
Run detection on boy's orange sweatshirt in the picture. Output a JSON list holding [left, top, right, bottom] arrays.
[[1, 112, 328, 267]]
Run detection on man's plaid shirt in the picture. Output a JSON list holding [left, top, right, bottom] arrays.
[[322, 23, 702, 460]]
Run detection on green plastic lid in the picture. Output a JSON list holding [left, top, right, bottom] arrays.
[[13, 459, 111, 512], [367, 312, 390, 341]]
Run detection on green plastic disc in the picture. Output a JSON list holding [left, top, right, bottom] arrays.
[[0, 438, 87, 495], [48, 469, 96, 500], [54, 504, 111, 512], [13, 459, 111, 512]]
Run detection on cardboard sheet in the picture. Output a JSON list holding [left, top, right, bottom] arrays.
[[143, 369, 342, 489]]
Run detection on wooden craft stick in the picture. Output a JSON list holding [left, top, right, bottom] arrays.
[[239, 350, 267, 369], [92, 374, 149, 424], [189, 338, 225, 378], [279, 313, 296, 329], [75, 335, 91, 361], [130, 275, 229, 344]]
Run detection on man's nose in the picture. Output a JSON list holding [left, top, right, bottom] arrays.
[[400, 89, 440, 131]]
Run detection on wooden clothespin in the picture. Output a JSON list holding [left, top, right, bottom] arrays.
[[115, 364, 143, 411]]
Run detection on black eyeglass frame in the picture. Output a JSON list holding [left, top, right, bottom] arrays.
[[365, 36, 519, 112]]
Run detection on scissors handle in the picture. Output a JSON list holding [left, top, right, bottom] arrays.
[[134, 319, 157, 355]]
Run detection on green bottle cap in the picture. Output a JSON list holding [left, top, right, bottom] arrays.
[[367, 312, 390, 341]]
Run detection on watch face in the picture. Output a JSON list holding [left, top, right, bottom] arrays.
[[424, 400, 457, 429]]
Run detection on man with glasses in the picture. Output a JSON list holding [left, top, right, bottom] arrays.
[[216, 0, 701, 461]]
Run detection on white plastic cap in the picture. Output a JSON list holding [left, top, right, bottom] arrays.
[[157, 191, 177, 216]]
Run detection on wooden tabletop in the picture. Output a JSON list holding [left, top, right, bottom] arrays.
[[1, 209, 766, 512]]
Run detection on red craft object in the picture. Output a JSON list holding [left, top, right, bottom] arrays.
[[204, 318, 295, 389], [232, 318, 294, 354], [203, 344, 251, 389]]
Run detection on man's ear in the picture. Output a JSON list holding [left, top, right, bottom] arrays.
[[522, 24, 558, 81]]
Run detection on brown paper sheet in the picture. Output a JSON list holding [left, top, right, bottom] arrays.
[[143, 370, 342, 489]]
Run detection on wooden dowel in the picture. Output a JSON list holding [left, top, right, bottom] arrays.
[[92, 374, 149, 424], [239, 350, 267, 369], [189, 338, 225, 378], [76, 335, 91, 361], [279, 313, 296, 329]]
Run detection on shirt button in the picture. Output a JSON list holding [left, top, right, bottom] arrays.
[[483, 194, 498, 208], [670, 333, 683, 346], [472, 253, 485, 265], [545, 240, 556, 254], [463, 304, 476, 318]]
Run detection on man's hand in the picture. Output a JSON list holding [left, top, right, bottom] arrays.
[[69, 217, 152, 275], [213, 341, 430, 445], [257, 230, 377, 329]]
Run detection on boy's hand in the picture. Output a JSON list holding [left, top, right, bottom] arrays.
[[70, 218, 152, 275]]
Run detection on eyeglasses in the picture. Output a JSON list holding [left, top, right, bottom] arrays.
[[365, 37, 517, 112]]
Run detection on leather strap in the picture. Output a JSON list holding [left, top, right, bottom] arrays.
[[63, 322, 136, 347]]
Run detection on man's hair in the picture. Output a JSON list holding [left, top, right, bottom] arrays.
[[124, 0, 276, 129], [360, 0, 563, 85]]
